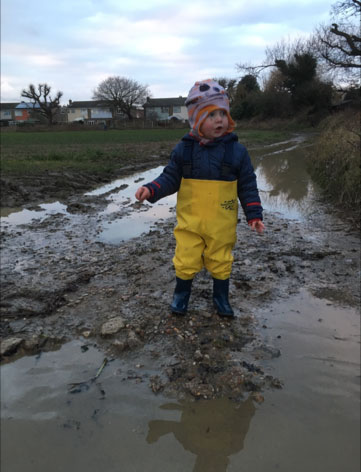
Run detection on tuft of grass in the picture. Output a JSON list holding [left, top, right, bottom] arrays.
[[307, 110, 360, 209]]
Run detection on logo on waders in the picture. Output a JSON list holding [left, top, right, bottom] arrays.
[[220, 199, 236, 211]]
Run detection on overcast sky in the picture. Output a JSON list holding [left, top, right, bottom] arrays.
[[1, 0, 333, 104]]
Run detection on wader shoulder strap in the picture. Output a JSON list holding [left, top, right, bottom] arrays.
[[182, 141, 193, 178], [220, 141, 234, 178]]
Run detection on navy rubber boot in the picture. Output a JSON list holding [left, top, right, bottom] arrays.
[[213, 278, 234, 317], [170, 277, 193, 315]]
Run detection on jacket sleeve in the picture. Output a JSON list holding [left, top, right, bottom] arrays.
[[236, 144, 263, 221], [143, 143, 184, 203]]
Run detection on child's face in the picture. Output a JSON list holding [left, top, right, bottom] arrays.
[[200, 109, 229, 140]]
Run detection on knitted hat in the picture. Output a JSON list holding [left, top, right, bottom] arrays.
[[185, 79, 235, 137]]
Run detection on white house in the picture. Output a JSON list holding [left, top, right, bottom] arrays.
[[67, 100, 113, 125], [143, 97, 188, 122]]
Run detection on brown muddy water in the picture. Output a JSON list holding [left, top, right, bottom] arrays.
[[1, 135, 360, 471]]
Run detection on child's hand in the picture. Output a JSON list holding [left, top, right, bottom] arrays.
[[135, 186, 151, 202], [249, 220, 265, 234]]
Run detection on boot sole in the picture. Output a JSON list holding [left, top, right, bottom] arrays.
[[170, 306, 187, 315], [217, 312, 235, 318], [213, 303, 235, 318]]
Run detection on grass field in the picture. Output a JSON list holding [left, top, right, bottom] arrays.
[[0, 128, 292, 176], [1, 128, 189, 146]]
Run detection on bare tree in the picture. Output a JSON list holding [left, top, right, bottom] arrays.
[[313, 10, 360, 67], [93, 76, 150, 120], [332, 0, 361, 19], [313, 23, 360, 69], [236, 0, 360, 85], [309, 0, 360, 84], [21, 83, 63, 125], [236, 37, 310, 77]]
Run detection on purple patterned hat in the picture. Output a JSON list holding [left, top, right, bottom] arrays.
[[185, 79, 234, 136]]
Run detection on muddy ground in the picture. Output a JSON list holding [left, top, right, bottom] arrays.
[[0, 142, 171, 208], [1, 157, 360, 402]]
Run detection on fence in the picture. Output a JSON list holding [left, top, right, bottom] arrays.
[[0, 118, 188, 132]]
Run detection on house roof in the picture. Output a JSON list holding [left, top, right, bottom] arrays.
[[0, 102, 20, 110], [143, 97, 186, 107], [16, 102, 41, 109], [68, 100, 111, 108]]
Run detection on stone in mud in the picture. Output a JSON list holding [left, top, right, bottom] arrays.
[[112, 339, 127, 351], [273, 378, 283, 389], [66, 202, 91, 214], [150, 375, 165, 393], [270, 261, 286, 274], [185, 379, 215, 399], [101, 317, 126, 337], [194, 349, 203, 361], [127, 330, 142, 349], [23, 335, 41, 351], [251, 392, 265, 404], [1, 337, 23, 357]]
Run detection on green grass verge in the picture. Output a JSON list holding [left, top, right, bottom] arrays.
[[307, 110, 360, 209]]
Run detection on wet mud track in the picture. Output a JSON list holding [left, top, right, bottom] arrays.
[[1, 170, 360, 402]]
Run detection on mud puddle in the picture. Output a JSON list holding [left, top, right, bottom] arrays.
[[86, 166, 177, 243], [1, 288, 359, 472], [0, 166, 176, 244], [1, 133, 360, 471]]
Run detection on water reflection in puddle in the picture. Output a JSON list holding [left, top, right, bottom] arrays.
[[1, 202, 68, 225], [86, 166, 177, 243], [100, 203, 176, 243], [253, 137, 317, 220], [147, 396, 255, 471]]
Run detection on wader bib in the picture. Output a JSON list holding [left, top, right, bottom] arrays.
[[173, 177, 238, 280]]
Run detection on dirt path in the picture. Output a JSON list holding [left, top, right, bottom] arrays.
[[1, 165, 359, 402]]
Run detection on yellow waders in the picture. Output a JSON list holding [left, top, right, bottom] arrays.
[[173, 178, 238, 280]]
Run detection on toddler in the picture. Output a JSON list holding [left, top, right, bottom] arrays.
[[135, 79, 264, 317]]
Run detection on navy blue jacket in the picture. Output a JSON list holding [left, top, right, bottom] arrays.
[[145, 132, 263, 222]]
